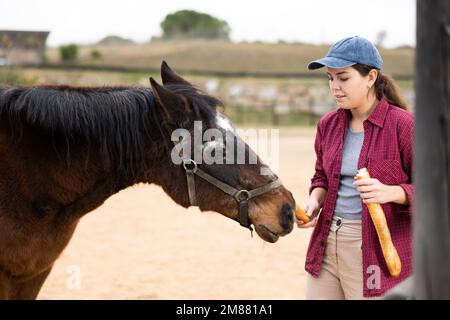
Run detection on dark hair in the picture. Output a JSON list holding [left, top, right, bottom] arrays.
[[352, 64, 408, 110], [0, 84, 221, 177]]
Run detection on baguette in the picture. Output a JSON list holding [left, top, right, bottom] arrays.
[[355, 168, 401, 278], [295, 204, 310, 223]]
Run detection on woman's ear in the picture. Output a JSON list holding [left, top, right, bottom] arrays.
[[368, 69, 379, 87]]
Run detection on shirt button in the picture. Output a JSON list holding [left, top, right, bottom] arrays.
[[334, 174, 339, 179], [326, 219, 331, 225], [320, 240, 325, 247], [336, 219, 342, 226]]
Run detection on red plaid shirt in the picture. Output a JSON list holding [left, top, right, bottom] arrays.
[[305, 98, 414, 297]]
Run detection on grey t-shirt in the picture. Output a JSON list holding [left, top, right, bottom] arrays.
[[334, 126, 364, 220]]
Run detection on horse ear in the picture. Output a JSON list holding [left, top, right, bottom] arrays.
[[149, 77, 190, 125], [160, 61, 192, 86]]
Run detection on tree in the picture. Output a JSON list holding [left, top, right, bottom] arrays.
[[160, 10, 230, 40]]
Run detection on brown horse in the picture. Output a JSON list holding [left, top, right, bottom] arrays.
[[0, 62, 295, 300]]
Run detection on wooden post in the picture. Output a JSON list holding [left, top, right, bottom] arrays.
[[414, 0, 450, 299]]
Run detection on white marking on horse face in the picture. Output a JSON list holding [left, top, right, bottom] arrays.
[[260, 165, 276, 177], [215, 112, 235, 133]]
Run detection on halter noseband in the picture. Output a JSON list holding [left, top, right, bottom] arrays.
[[181, 158, 282, 233]]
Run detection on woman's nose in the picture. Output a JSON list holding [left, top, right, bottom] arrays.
[[330, 80, 340, 91]]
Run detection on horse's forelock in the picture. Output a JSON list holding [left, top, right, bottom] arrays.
[[164, 83, 222, 127]]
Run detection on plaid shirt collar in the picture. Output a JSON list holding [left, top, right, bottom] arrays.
[[337, 98, 389, 128]]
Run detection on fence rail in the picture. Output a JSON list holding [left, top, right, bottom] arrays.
[[12, 63, 415, 81]]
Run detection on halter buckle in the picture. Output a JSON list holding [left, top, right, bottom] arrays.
[[234, 189, 250, 202], [182, 159, 198, 173]]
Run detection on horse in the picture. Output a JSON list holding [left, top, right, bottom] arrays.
[[0, 61, 295, 299]]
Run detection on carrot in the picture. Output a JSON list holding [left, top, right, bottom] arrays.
[[295, 204, 310, 223]]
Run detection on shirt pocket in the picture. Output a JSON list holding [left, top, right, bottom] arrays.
[[368, 158, 403, 185]]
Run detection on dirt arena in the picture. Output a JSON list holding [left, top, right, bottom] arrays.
[[38, 127, 317, 300]]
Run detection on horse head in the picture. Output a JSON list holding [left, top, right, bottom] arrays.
[[147, 62, 295, 242]]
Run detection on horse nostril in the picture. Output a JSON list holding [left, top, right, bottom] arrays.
[[280, 202, 294, 230]]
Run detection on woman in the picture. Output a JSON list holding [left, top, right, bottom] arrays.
[[297, 36, 414, 299]]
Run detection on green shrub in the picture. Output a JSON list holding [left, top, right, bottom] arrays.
[[91, 49, 102, 60], [59, 44, 78, 61]]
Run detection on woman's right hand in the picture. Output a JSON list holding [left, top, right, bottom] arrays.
[[295, 198, 321, 228]]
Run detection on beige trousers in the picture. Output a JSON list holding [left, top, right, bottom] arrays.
[[305, 216, 380, 300]]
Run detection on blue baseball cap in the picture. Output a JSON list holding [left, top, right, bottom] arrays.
[[307, 36, 383, 70]]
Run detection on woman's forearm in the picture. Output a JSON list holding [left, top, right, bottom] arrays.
[[310, 187, 327, 206], [389, 185, 408, 205]]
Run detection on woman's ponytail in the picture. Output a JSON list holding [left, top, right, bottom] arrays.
[[374, 73, 408, 110], [352, 64, 409, 110]]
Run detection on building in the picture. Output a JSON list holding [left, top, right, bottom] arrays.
[[0, 30, 49, 66]]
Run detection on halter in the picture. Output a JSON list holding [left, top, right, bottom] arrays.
[[181, 158, 282, 233]]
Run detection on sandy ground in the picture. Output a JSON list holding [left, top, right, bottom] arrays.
[[38, 127, 317, 300]]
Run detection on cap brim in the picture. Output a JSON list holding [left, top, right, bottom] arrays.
[[307, 57, 356, 70]]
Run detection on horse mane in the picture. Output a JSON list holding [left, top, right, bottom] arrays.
[[0, 84, 223, 177]]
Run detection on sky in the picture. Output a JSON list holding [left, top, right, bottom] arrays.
[[0, 0, 416, 48]]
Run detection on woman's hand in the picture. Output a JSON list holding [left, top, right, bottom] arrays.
[[295, 197, 321, 229], [353, 178, 407, 205]]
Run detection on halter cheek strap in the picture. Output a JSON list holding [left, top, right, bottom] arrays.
[[181, 158, 282, 232]]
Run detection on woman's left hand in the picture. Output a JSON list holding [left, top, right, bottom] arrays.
[[353, 178, 395, 204]]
